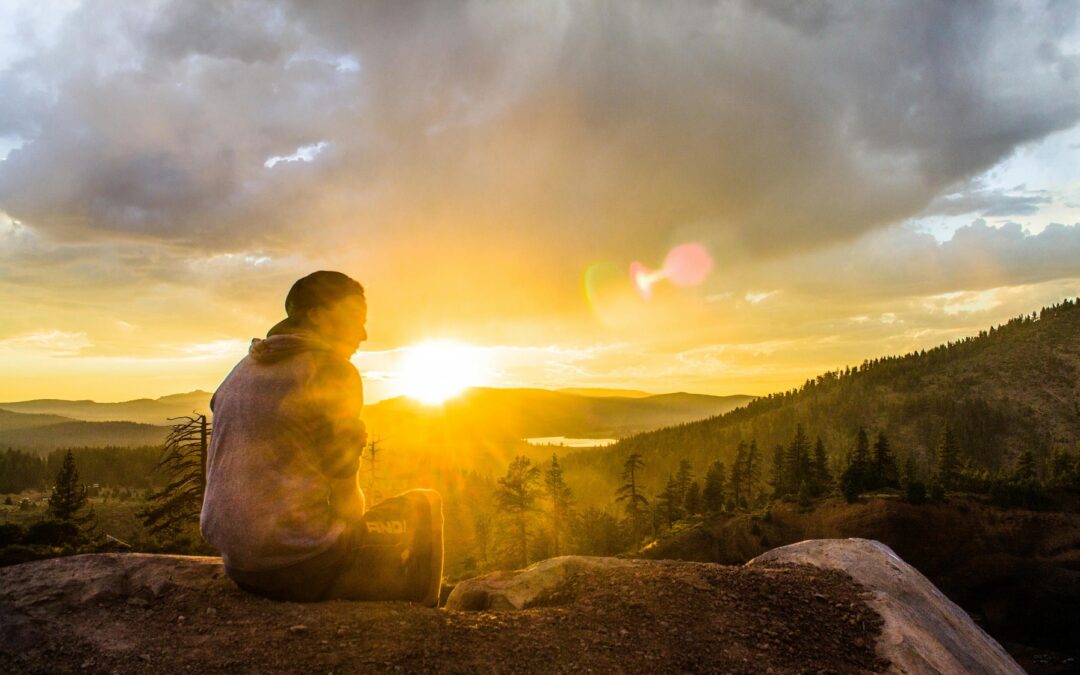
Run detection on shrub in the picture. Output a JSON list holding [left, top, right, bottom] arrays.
[[23, 520, 79, 546], [0, 522, 26, 547], [904, 480, 927, 504]]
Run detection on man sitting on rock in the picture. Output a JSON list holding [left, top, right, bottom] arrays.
[[200, 270, 444, 606]]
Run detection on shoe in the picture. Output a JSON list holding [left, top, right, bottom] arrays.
[[348, 489, 445, 605]]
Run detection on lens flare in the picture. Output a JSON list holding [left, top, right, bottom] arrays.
[[664, 243, 713, 287], [630, 242, 714, 299]]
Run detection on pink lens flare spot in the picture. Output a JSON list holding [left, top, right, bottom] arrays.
[[662, 243, 713, 287], [629, 261, 654, 300]]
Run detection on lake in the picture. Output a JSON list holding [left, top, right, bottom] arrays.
[[525, 436, 617, 448]]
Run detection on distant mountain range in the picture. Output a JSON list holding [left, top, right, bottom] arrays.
[[0, 386, 753, 455], [0, 391, 211, 426]]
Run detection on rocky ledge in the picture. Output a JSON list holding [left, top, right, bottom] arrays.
[[0, 538, 1020, 673]]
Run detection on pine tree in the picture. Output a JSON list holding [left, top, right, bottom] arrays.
[[615, 453, 648, 546], [744, 441, 762, 506], [657, 475, 685, 527], [840, 427, 871, 502], [544, 453, 573, 556], [1013, 450, 1037, 484], [496, 456, 541, 568], [684, 480, 702, 515], [770, 444, 785, 498], [784, 426, 812, 498], [674, 459, 694, 509], [48, 450, 89, 522], [702, 460, 726, 514], [872, 431, 899, 490], [729, 442, 746, 509], [936, 424, 960, 491], [47, 450, 96, 542], [812, 437, 832, 497]]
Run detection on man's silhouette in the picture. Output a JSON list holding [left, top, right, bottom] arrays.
[[201, 271, 443, 605]]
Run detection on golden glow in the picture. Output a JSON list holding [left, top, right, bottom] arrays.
[[396, 340, 492, 405]]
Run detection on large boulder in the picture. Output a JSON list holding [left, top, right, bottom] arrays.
[[748, 538, 1023, 674], [445, 555, 637, 610]]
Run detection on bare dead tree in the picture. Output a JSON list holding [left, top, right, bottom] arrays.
[[366, 433, 383, 503], [140, 414, 209, 537]]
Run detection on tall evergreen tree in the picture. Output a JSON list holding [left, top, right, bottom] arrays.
[[615, 453, 649, 546], [48, 450, 89, 522], [729, 442, 746, 509], [936, 424, 960, 491], [544, 453, 573, 556], [702, 460, 726, 514], [674, 459, 694, 509], [744, 441, 762, 506], [812, 437, 832, 497], [872, 431, 900, 490], [770, 444, 785, 498], [496, 456, 541, 568], [657, 474, 685, 527], [783, 426, 812, 498], [840, 427, 871, 502], [684, 480, 702, 515], [47, 450, 97, 542]]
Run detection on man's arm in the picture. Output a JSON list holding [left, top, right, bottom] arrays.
[[307, 354, 367, 521]]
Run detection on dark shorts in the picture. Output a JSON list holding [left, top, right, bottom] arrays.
[[226, 489, 442, 603]]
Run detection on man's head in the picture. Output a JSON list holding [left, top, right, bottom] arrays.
[[273, 271, 367, 354]]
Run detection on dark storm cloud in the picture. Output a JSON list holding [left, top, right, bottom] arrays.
[[0, 0, 1078, 262]]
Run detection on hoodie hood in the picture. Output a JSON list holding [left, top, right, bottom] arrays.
[[248, 333, 337, 363]]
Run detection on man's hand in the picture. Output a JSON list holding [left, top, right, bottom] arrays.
[[330, 472, 365, 524]]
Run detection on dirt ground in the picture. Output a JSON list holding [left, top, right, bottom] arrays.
[[0, 556, 887, 674]]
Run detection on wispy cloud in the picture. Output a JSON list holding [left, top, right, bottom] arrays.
[[0, 330, 91, 356]]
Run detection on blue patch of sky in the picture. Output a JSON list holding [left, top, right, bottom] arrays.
[[908, 123, 1080, 242]]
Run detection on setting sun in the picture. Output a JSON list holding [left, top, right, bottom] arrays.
[[396, 340, 492, 405]]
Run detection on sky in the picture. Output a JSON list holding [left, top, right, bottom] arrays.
[[1, 0, 1079, 403]]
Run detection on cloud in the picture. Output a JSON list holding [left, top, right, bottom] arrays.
[[0, 0, 1078, 263], [0, 330, 91, 356], [924, 184, 1053, 218], [1, 1, 1080, 400], [735, 220, 1080, 299]]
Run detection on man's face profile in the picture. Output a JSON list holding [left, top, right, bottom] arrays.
[[308, 294, 368, 354]]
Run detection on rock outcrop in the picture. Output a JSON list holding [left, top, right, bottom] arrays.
[[642, 495, 1080, 655], [747, 538, 1023, 675], [0, 539, 1021, 673]]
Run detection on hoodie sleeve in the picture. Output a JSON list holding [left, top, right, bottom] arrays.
[[305, 355, 365, 479]]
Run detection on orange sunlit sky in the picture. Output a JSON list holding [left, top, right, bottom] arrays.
[[2, 2, 1080, 403]]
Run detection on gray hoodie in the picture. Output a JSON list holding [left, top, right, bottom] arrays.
[[200, 333, 364, 571]]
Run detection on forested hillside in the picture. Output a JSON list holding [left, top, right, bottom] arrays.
[[0, 420, 170, 453], [564, 299, 1080, 501]]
